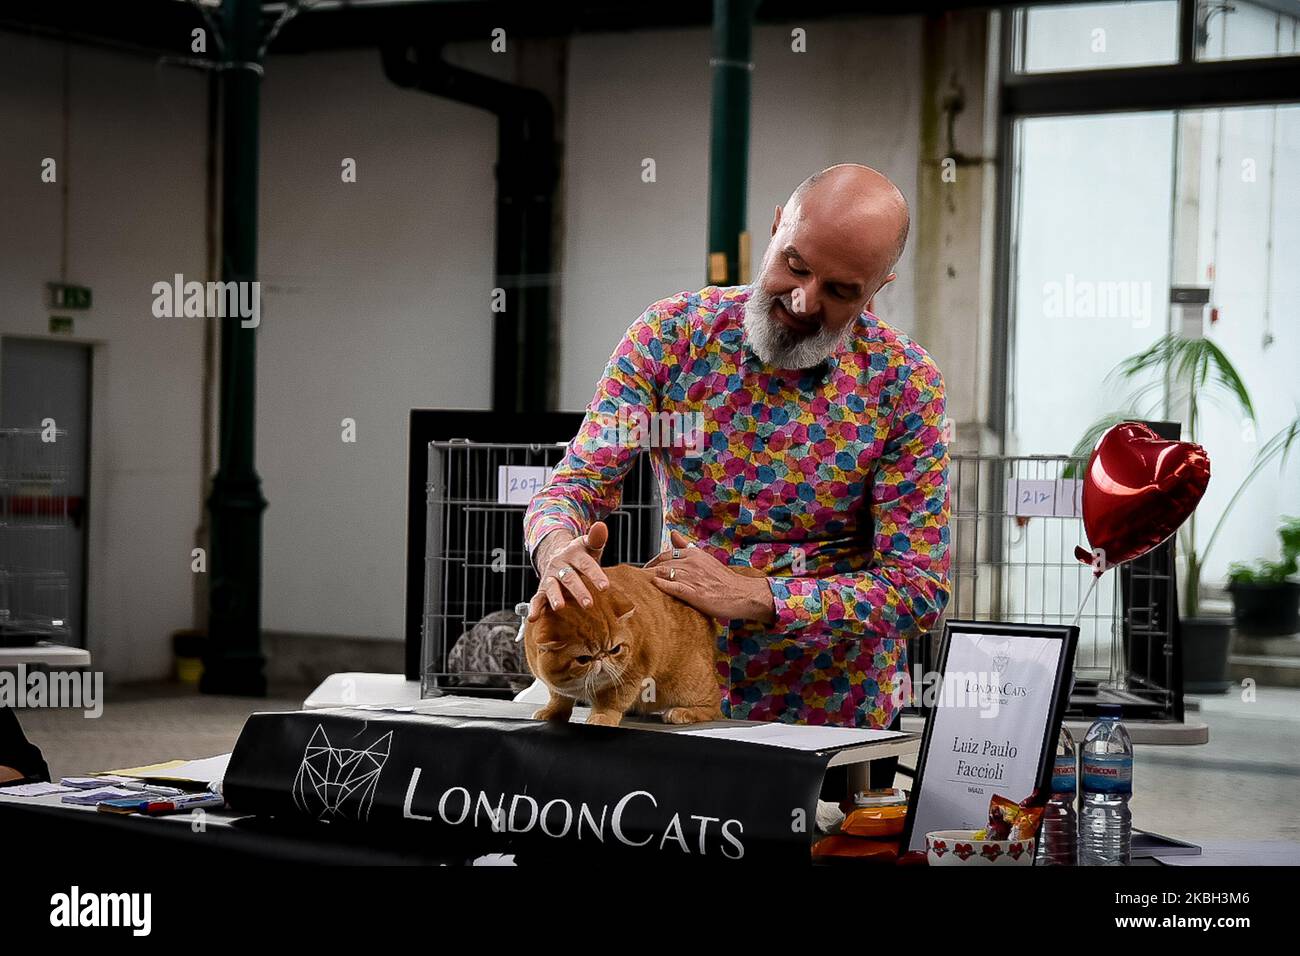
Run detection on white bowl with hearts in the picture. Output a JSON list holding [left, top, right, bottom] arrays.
[[925, 829, 1036, 866]]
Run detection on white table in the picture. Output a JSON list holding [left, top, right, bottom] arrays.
[[305, 673, 1209, 746], [0, 643, 92, 668]]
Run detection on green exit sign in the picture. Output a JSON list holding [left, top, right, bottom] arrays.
[[48, 282, 92, 310]]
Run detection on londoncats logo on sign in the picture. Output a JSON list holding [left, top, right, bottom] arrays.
[[401, 767, 747, 859], [292, 724, 392, 823]]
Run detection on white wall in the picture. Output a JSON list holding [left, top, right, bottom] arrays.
[[0, 32, 209, 680], [558, 17, 922, 410], [257, 45, 499, 639], [0, 35, 502, 678]]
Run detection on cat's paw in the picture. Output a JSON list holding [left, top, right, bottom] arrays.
[[585, 712, 622, 727], [662, 706, 718, 725], [532, 704, 572, 721]]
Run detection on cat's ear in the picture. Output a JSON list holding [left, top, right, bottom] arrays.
[[609, 591, 636, 623]]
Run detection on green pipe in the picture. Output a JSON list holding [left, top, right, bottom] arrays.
[[706, 0, 757, 288], [203, 0, 267, 696]]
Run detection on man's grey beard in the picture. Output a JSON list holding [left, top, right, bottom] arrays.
[[742, 284, 850, 370]]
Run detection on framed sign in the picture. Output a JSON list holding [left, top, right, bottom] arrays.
[[900, 621, 1078, 853]]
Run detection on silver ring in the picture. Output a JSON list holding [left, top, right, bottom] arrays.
[[672, 548, 683, 559], [669, 567, 677, 581], [555, 567, 570, 580]]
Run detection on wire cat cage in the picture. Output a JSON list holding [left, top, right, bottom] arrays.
[[939, 454, 1179, 722], [421, 440, 661, 697], [420, 442, 1180, 721], [0, 427, 74, 647]]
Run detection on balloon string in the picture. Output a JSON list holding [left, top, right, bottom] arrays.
[[1070, 574, 1100, 628]]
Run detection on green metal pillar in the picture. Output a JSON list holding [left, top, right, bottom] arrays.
[[706, 0, 757, 288], [202, 0, 267, 696]]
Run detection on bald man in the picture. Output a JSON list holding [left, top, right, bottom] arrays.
[[524, 164, 951, 735]]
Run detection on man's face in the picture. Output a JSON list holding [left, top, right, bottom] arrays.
[[743, 200, 895, 370]]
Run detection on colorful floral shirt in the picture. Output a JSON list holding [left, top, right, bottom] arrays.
[[524, 285, 950, 729]]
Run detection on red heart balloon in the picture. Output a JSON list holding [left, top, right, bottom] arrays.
[[1073, 422, 1210, 574]]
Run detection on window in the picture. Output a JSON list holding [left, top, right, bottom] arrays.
[[1014, 1, 1181, 73], [1196, 0, 1300, 61], [1007, 103, 1300, 585]]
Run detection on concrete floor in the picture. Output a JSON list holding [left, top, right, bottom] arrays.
[[10, 681, 1300, 849], [1137, 686, 1300, 844], [15, 682, 313, 781]]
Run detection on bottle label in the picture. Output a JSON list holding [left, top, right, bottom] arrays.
[[1082, 753, 1132, 794], [1051, 754, 1077, 794]]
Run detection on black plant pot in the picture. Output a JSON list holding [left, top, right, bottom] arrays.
[[1228, 581, 1300, 636], [1181, 616, 1234, 694]]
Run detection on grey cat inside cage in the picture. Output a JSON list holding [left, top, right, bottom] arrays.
[[446, 608, 533, 691]]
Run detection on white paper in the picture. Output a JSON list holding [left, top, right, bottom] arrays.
[[2, 781, 75, 797], [1052, 478, 1083, 517], [677, 722, 904, 752], [497, 465, 553, 505], [61, 786, 141, 805], [141, 753, 232, 785], [906, 632, 1064, 851], [62, 775, 124, 789]]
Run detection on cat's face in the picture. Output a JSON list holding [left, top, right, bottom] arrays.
[[528, 579, 636, 698]]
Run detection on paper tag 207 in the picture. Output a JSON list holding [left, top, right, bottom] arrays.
[[498, 465, 553, 505]]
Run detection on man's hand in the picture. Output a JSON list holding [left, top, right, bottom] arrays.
[[527, 522, 611, 621], [647, 530, 776, 623]]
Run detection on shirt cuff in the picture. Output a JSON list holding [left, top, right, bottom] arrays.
[[768, 575, 828, 634]]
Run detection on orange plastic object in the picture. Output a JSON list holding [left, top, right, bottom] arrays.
[[840, 803, 908, 837]]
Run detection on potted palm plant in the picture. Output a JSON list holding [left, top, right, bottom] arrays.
[[1227, 516, 1300, 636], [1070, 334, 1299, 691]]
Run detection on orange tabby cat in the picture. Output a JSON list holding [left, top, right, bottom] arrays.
[[524, 563, 764, 727]]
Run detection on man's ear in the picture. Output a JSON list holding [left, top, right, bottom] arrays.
[[866, 272, 897, 314], [771, 204, 782, 237]]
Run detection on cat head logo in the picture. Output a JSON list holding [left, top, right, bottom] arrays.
[[292, 724, 392, 823], [990, 643, 1012, 676]]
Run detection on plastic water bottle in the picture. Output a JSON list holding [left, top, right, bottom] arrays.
[[1035, 727, 1077, 866], [1079, 705, 1133, 865]]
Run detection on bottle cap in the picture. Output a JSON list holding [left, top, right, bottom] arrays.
[[1097, 704, 1123, 717]]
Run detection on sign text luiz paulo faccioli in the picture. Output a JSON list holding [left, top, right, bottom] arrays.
[[950, 734, 1020, 783], [401, 767, 748, 859]]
